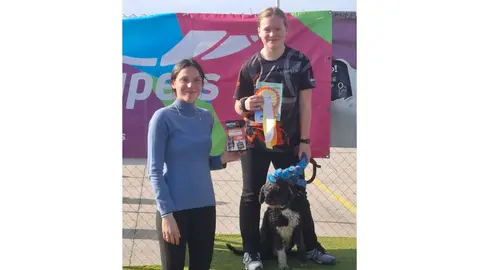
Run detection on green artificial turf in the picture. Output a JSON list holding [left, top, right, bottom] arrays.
[[123, 234, 356, 270]]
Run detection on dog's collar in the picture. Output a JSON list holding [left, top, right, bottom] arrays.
[[267, 175, 307, 188], [266, 155, 309, 188]]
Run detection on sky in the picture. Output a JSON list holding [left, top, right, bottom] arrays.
[[123, 0, 356, 15]]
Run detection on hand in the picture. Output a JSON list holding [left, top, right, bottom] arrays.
[[161, 215, 181, 245], [221, 151, 245, 164], [245, 95, 264, 111], [298, 143, 311, 162]]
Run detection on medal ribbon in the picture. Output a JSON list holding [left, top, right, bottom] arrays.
[[255, 86, 280, 149]]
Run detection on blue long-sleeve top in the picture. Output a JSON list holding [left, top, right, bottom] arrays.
[[147, 98, 225, 216]]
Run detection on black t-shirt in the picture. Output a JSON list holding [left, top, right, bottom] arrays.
[[233, 46, 316, 151]]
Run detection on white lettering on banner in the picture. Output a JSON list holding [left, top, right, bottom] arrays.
[[122, 133, 126, 141], [159, 31, 255, 65], [124, 71, 220, 109], [332, 64, 338, 73], [154, 73, 172, 100], [203, 73, 220, 100], [126, 72, 153, 109], [123, 56, 157, 67]]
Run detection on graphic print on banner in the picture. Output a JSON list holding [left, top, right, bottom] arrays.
[[330, 12, 356, 148], [123, 11, 332, 158]]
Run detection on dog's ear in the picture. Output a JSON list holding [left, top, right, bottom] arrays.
[[259, 185, 265, 204]]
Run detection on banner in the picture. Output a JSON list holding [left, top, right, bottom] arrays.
[[123, 11, 332, 158], [331, 12, 357, 148]]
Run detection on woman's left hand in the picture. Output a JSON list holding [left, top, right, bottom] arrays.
[[298, 143, 311, 162], [221, 151, 245, 164]]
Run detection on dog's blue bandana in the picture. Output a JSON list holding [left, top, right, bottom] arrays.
[[267, 153, 309, 188]]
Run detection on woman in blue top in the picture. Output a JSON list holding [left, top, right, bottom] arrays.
[[147, 58, 243, 270]]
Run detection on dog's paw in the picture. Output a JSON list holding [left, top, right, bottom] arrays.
[[277, 264, 290, 270], [299, 262, 308, 267]]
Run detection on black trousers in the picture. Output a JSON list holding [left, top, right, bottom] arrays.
[[239, 140, 326, 254], [156, 206, 216, 270]]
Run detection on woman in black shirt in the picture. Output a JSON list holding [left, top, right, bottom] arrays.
[[233, 7, 337, 270]]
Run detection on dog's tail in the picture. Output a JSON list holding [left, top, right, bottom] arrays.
[[225, 243, 245, 256]]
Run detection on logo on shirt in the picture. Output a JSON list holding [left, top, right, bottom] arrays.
[[283, 67, 300, 74], [282, 62, 301, 74]]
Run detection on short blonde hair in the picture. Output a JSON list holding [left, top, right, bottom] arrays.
[[257, 7, 289, 29]]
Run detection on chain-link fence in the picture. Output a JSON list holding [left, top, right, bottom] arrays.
[[122, 10, 356, 267], [123, 148, 356, 266]]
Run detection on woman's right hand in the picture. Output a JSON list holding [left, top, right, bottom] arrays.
[[245, 95, 264, 111], [162, 214, 181, 245]]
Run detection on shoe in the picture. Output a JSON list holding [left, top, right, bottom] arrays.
[[306, 249, 336, 265], [243, 252, 263, 270]]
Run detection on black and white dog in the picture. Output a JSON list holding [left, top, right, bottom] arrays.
[[227, 180, 307, 269], [261, 179, 309, 269], [226, 155, 320, 269]]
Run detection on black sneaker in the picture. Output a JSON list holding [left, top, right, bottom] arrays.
[[243, 252, 263, 270]]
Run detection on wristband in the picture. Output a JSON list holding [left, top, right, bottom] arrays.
[[239, 97, 249, 112], [300, 138, 310, 144]]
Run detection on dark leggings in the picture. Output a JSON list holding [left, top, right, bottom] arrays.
[[156, 206, 216, 270], [239, 140, 325, 254]]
